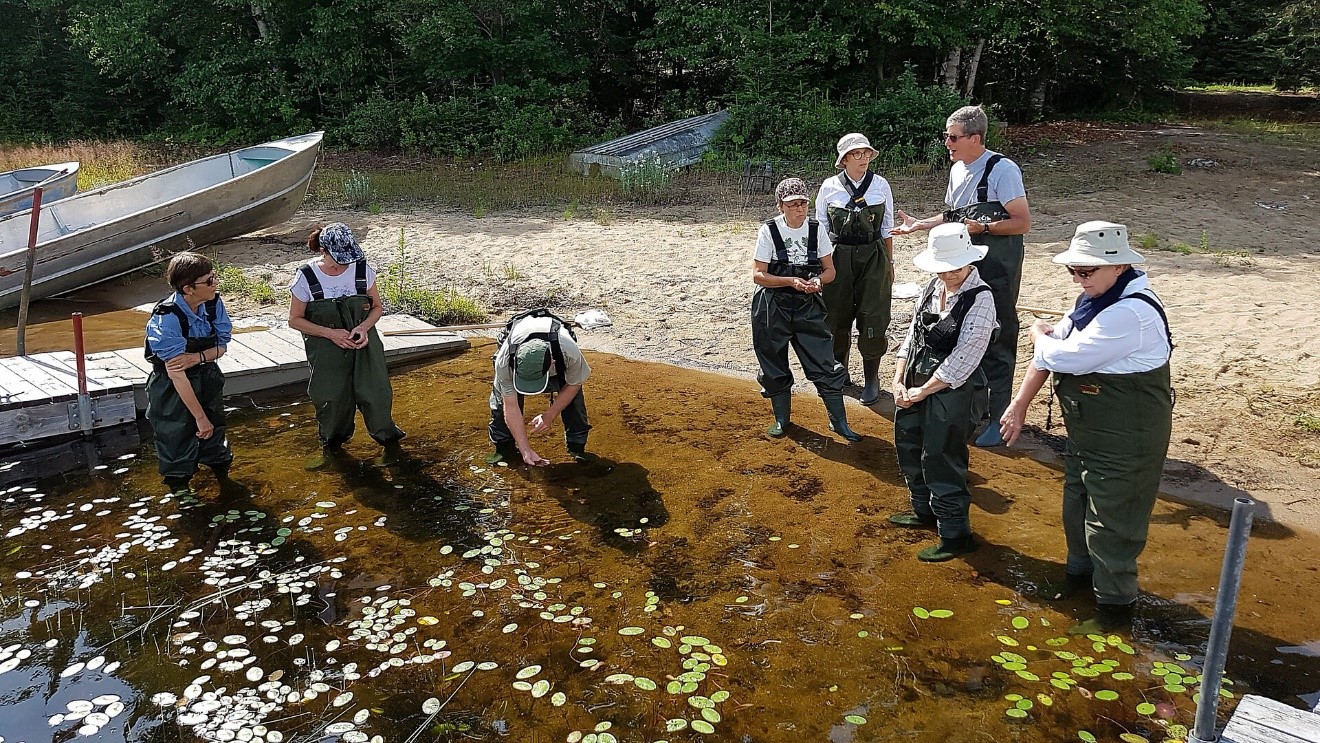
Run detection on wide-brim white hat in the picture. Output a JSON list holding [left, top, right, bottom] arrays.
[[1051, 220, 1146, 266], [913, 223, 988, 272], [835, 133, 879, 168]]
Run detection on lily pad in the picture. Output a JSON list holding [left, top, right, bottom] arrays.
[[844, 715, 867, 725], [1095, 690, 1119, 701], [929, 609, 954, 619], [652, 637, 672, 649], [997, 636, 1020, 647], [913, 607, 931, 619], [618, 627, 645, 636], [665, 719, 687, 732], [1119, 735, 1147, 743], [517, 665, 542, 679], [1136, 702, 1157, 716], [1079, 732, 1097, 743], [691, 720, 716, 734], [634, 677, 658, 691], [710, 690, 731, 703], [701, 707, 722, 723], [1005, 708, 1028, 719], [1012, 616, 1030, 630], [688, 695, 714, 709]]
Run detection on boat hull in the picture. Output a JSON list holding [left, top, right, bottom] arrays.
[[0, 163, 79, 217], [0, 134, 321, 310]]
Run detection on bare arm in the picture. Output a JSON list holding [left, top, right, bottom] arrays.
[[752, 260, 824, 294], [349, 284, 387, 347], [503, 394, 548, 466], [999, 364, 1051, 446], [166, 364, 214, 439], [892, 210, 946, 235]]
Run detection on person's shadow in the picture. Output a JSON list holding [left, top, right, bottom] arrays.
[[532, 456, 670, 553]]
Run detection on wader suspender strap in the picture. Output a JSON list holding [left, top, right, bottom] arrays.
[[843, 171, 874, 209], [143, 297, 219, 362], [977, 154, 1003, 204], [907, 281, 991, 363], [300, 265, 324, 301], [1124, 292, 1174, 352], [509, 319, 570, 388], [354, 260, 368, 295], [765, 219, 819, 264]]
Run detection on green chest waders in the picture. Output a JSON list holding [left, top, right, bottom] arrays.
[[945, 155, 1024, 425], [1054, 362, 1174, 604], [298, 262, 404, 448], [822, 171, 892, 365], [144, 298, 233, 485]]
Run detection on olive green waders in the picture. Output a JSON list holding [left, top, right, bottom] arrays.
[[146, 361, 232, 487], [893, 375, 981, 539], [1055, 364, 1173, 605], [823, 202, 892, 364], [300, 294, 404, 448]]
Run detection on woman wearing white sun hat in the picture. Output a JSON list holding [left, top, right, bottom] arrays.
[[888, 222, 998, 562], [999, 220, 1173, 632]]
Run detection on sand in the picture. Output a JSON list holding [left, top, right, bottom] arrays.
[[217, 124, 1320, 530]]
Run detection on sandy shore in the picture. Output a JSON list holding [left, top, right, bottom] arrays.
[[217, 125, 1320, 530]]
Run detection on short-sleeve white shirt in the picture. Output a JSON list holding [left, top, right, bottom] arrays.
[[945, 149, 1027, 208], [754, 215, 834, 265], [289, 260, 378, 301]]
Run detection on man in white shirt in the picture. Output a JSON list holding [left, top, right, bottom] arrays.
[[999, 221, 1173, 633], [488, 311, 592, 466], [893, 106, 1032, 447]]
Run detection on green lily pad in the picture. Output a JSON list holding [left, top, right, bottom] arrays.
[[618, 627, 645, 636], [688, 695, 714, 709], [1005, 708, 1028, 719], [913, 607, 931, 619], [1174, 652, 1192, 661], [1112, 672, 1135, 681], [680, 636, 710, 645], [1136, 702, 1157, 716], [634, 677, 657, 691], [701, 707, 721, 723], [665, 719, 687, 732], [1119, 734, 1147, 743], [1003, 662, 1026, 671], [1012, 616, 1030, 630], [1036, 693, 1053, 706], [1079, 732, 1097, 743], [997, 636, 1020, 647], [1165, 684, 1188, 693], [516, 665, 542, 679], [1051, 679, 1071, 690], [844, 715, 867, 725], [1005, 694, 1024, 702], [551, 692, 567, 707], [666, 681, 682, 694], [1002, 652, 1026, 663], [1095, 690, 1119, 701], [710, 691, 731, 703], [691, 720, 716, 734], [531, 679, 551, 698], [1016, 670, 1041, 681], [929, 609, 954, 618], [652, 637, 672, 649], [1016, 699, 1034, 710]]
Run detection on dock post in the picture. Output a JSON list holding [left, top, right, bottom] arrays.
[[72, 312, 95, 433], [1188, 497, 1256, 743], [15, 187, 44, 357]]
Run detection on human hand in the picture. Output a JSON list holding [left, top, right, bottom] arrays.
[[195, 414, 214, 440], [520, 447, 550, 467], [327, 328, 357, 349], [961, 218, 985, 236], [905, 387, 928, 404], [530, 413, 556, 435], [165, 353, 198, 373], [348, 326, 368, 348], [892, 382, 912, 408], [802, 276, 823, 294], [999, 402, 1026, 446], [891, 210, 920, 235], [1030, 319, 1054, 341]]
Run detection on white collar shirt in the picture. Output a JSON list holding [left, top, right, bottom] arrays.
[[1033, 273, 1172, 375]]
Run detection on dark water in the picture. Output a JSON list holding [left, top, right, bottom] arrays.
[[2, 345, 1319, 743]]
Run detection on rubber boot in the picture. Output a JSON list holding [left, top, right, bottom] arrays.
[[836, 350, 852, 387], [822, 394, 862, 442], [888, 512, 937, 528], [1034, 571, 1094, 601], [917, 534, 977, 562], [164, 475, 193, 498], [859, 357, 882, 406], [567, 441, 596, 464], [975, 399, 1010, 447], [767, 393, 792, 437], [1068, 602, 1134, 635], [375, 439, 405, 467]]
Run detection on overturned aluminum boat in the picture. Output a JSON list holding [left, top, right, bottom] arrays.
[[0, 132, 322, 310], [0, 162, 79, 217]]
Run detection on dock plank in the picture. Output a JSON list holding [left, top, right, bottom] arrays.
[[0, 355, 81, 402], [232, 334, 303, 366], [1223, 694, 1320, 743], [0, 362, 46, 407]]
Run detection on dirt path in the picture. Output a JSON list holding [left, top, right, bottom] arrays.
[[219, 125, 1320, 530]]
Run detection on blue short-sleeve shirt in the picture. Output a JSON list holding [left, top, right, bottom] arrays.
[[144, 292, 233, 361]]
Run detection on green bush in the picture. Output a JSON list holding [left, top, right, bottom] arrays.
[[712, 70, 967, 164], [1147, 147, 1182, 174], [215, 265, 278, 304], [378, 229, 487, 325]]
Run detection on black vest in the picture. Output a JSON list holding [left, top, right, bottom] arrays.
[[765, 218, 822, 287], [904, 279, 992, 387]]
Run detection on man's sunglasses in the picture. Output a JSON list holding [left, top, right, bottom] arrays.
[[1065, 266, 1103, 279], [940, 132, 970, 142], [190, 274, 218, 287]]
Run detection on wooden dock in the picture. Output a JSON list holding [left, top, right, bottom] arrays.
[[0, 314, 467, 446], [1222, 694, 1320, 743]]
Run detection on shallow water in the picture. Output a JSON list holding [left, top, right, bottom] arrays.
[[2, 344, 1319, 743]]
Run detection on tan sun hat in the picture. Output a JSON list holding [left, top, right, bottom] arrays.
[[913, 223, 988, 273], [1052, 221, 1146, 266], [835, 133, 879, 168]]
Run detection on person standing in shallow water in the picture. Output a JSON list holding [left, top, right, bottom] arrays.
[[288, 223, 405, 464], [888, 223, 997, 561], [752, 177, 859, 442], [144, 251, 234, 495], [815, 133, 896, 407], [893, 105, 1032, 447], [999, 221, 1173, 634]]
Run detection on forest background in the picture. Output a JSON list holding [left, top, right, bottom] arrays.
[[2, 0, 1316, 162]]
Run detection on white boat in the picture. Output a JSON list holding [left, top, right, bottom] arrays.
[[0, 132, 323, 310], [0, 162, 79, 217]]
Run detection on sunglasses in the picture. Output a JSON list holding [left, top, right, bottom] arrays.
[[190, 274, 218, 287], [940, 132, 969, 142], [1066, 266, 1103, 279]]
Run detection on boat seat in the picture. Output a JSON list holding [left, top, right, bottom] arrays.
[[46, 208, 74, 236]]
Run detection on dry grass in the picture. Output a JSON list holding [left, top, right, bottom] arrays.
[[0, 141, 152, 191]]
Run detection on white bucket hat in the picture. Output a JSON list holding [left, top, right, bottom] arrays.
[[835, 133, 879, 168], [913, 223, 988, 273], [1051, 221, 1146, 266]]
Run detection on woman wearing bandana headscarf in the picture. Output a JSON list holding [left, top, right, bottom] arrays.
[[289, 223, 405, 463], [999, 221, 1173, 634]]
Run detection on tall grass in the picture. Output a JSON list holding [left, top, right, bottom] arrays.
[[379, 228, 486, 325], [0, 141, 150, 190]]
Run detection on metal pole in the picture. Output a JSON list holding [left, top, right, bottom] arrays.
[[15, 187, 45, 357], [72, 312, 95, 434], [1188, 497, 1256, 743]]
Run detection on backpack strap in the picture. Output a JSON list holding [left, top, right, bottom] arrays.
[[299, 265, 324, 301], [977, 154, 1002, 204], [1123, 292, 1174, 353]]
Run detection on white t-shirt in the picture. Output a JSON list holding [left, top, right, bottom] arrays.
[[754, 215, 834, 265], [946, 149, 1027, 208], [289, 260, 378, 301]]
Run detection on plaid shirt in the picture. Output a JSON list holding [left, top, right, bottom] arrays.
[[896, 268, 998, 389]]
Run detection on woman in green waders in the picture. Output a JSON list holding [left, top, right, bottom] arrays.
[[288, 223, 405, 463], [999, 221, 1173, 633]]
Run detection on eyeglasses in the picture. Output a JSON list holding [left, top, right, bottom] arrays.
[[940, 132, 967, 142], [191, 274, 218, 287], [1066, 266, 1102, 279]]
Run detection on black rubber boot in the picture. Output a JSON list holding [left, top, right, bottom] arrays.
[[917, 534, 977, 562], [485, 441, 519, 465], [822, 394, 862, 442], [888, 512, 937, 528], [859, 357, 882, 406], [567, 442, 596, 464], [1068, 602, 1134, 635], [375, 439, 405, 467], [768, 393, 792, 437], [1034, 571, 1094, 601], [164, 475, 193, 498]]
